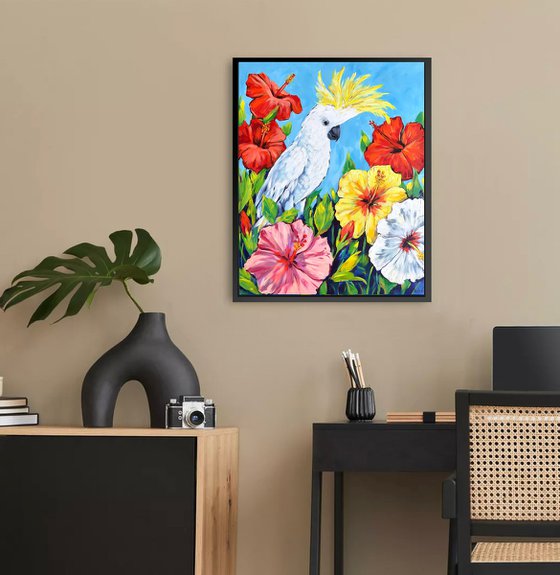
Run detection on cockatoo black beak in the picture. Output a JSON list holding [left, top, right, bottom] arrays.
[[327, 125, 340, 141]]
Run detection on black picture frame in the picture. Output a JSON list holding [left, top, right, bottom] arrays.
[[233, 57, 432, 302]]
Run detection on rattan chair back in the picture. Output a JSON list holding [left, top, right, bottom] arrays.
[[469, 405, 560, 521]]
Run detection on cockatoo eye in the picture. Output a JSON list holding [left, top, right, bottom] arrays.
[[322, 120, 329, 126]]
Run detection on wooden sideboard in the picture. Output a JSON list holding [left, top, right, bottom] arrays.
[[0, 426, 238, 575]]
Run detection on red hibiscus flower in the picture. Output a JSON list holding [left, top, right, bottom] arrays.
[[240, 211, 252, 236], [238, 119, 286, 173], [364, 116, 424, 181], [246, 73, 302, 121]]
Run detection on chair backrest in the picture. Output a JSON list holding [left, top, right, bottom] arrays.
[[456, 391, 560, 567], [470, 403, 560, 521]]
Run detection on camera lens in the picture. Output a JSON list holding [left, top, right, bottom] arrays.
[[186, 410, 205, 427]]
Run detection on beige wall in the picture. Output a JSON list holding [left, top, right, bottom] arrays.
[[1, 0, 559, 573]]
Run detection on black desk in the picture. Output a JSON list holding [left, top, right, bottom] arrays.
[[310, 422, 456, 575]]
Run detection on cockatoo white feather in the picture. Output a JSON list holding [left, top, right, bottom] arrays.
[[255, 68, 394, 223]]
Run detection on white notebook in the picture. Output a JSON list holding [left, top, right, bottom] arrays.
[[0, 406, 30, 415], [0, 413, 38, 426]]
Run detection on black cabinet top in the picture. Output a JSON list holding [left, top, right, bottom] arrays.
[[314, 421, 455, 430]]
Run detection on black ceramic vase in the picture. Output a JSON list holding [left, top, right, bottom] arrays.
[[82, 312, 200, 428]]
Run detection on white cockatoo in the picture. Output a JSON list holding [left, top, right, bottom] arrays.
[[256, 68, 394, 220]]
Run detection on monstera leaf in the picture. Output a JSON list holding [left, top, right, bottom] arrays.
[[0, 229, 161, 325]]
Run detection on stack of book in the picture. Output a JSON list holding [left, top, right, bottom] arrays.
[[386, 411, 455, 423], [0, 397, 39, 426]]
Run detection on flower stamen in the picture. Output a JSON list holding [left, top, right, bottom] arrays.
[[258, 122, 271, 146], [283, 238, 307, 266], [360, 191, 378, 214], [409, 243, 424, 261], [400, 231, 423, 261], [277, 73, 296, 94]]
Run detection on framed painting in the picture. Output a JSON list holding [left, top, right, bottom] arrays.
[[233, 58, 431, 301]]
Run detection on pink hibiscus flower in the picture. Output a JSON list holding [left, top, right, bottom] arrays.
[[244, 220, 333, 295]]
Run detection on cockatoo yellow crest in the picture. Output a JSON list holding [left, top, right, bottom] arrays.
[[316, 68, 395, 120]]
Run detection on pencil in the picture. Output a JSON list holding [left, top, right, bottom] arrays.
[[342, 353, 356, 388], [356, 353, 366, 388], [343, 351, 360, 388], [350, 356, 360, 388], [348, 350, 362, 388]]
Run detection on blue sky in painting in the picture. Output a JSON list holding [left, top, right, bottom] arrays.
[[238, 60, 425, 195]]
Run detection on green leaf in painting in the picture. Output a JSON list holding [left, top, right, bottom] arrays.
[[401, 279, 411, 295], [239, 268, 252, 282], [304, 189, 321, 228], [331, 270, 367, 284], [360, 131, 371, 153], [277, 208, 298, 224], [238, 98, 246, 126], [348, 240, 359, 255], [281, 122, 292, 136], [313, 195, 334, 235], [318, 281, 328, 295], [262, 106, 279, 124], [367, 266, 377, 296], [378, 274, 397, 295], [415, 111, 424, 127], [342, 152, 356, 175], [246, 196, 256, 224], [335, 237, 350, 255], [250, 169, 266, 196], [330, 188, 338, 202], [262, 196, 279, 224], [238, 171, 252, 212], [241, 229, 258, 255], [239, 268, 260, 295], [407, 169, 423, 199], [346, 283, 359, 295]]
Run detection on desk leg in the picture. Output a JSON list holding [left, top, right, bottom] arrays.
[[334, 472, 344, 575], [310, 471, 323, 575], [448, 518, 457, 575]]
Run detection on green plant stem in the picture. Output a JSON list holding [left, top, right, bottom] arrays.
[[121, 280, 144, 314], [367, 265, 375, 295]]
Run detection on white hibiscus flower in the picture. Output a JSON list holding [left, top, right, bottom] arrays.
[[368, 198, 424, 285]]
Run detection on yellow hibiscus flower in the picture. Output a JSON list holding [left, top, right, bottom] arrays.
[[335, 165, 407, 244]]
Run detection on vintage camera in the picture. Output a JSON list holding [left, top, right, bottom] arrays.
[[165, 396, 216, 429]]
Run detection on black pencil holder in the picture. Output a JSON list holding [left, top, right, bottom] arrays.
[[346, 387, 376, 421]]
